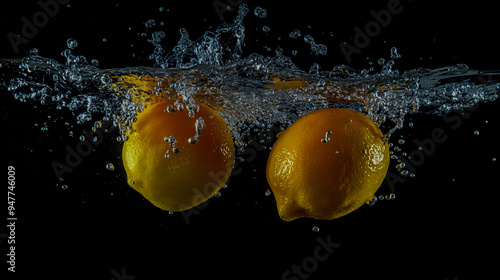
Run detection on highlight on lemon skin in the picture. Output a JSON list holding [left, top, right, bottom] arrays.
[[122, 99, 235, 212], [266, 108, 390, 221]]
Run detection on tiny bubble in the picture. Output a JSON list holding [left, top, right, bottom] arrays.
[[106, 163, 115, 171]]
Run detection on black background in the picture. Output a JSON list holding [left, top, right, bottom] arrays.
[[1, 0, 499, 279]]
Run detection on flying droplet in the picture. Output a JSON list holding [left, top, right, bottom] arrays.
[[265, 189, 271, 196], [61, 184, 68, 190], [473, 130, 480, 135], [312, 226, 320, 232]]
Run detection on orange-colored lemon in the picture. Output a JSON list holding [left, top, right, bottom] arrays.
[[122, 99, 234, 211], [266, 108, 390, 221]]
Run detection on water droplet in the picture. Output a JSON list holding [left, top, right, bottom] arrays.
[[254, 6, 267, 18], [493, 158, 497, 162], [66, 38, 78, 49], [377, 58, 386, 65], [30, 48, 39, 55], [262, 26, 271, 33], [390, 47, 401, 59], [264, 189, 271, 196], [312, 226, 320, 232], [102, 37, 107, 43], [172, 147, 181, 154], [321, 130, 332, 143], [398, 139, 405, 144], [164, 151, 170, 159], [473, 130, 480, 135], [61, 184, 68, 190], [188, 137, 198, 144], [159, 7, 164, 12], [91, 59, 99, 67], [215, 192, 222, 197], [79, 135, 86, 141], [378, 195, 385, 201], [106, 163, 115, 171], [400, 170, 409, 176]]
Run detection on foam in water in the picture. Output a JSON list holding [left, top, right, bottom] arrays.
[[1, 3, 500, 147]]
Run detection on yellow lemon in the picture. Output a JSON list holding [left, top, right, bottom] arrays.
[[122, 99, 234, 211], [266, 108, 390, 221]]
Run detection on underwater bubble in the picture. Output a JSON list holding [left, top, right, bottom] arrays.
[[312, 226, 320, 232], [106, 163, 115, 171], [254, 6, 268, 18], [289, 29, 302, 39], [195, 117, 205, 134], [304, 35, 315, 45], [367, 196, 377, 206], [145, 19, 156, 28], [166, 105, 175, 113], [66, 38, 79, 49]]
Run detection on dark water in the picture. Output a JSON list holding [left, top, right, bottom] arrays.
[[1, 1, 498, 279]]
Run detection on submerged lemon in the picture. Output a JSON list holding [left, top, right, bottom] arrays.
[[122, 99, 234, 211], [266, 108, 390, 221]]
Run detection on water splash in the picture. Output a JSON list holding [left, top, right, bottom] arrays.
[[1, 4, 500, 147]]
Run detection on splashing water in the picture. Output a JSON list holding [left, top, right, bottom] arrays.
[[1, 4, 500, 149]]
